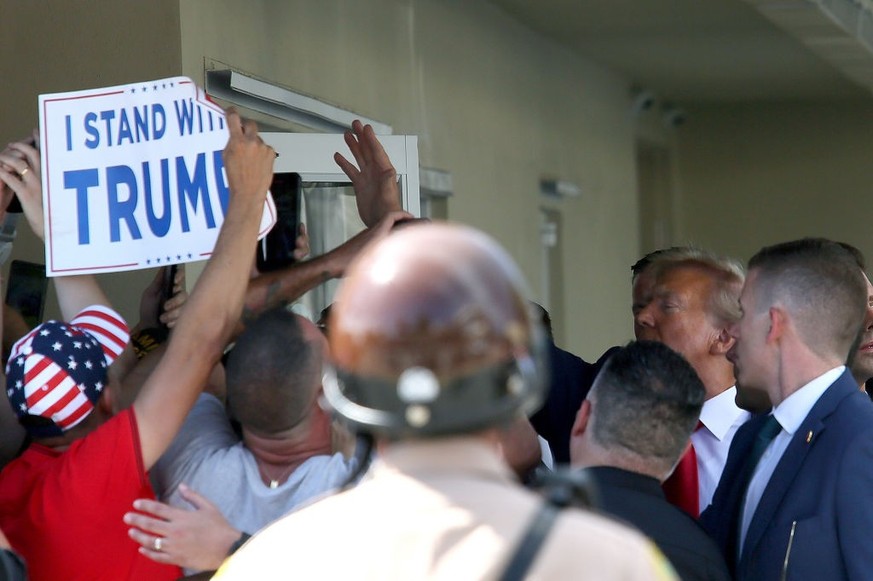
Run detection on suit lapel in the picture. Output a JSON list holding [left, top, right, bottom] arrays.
[[713, 416, 763, 573], [740, 419, 825, 563], [740, 371, 856, 565]]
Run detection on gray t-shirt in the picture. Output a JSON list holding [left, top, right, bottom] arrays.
[[152, 393, 356, 536]]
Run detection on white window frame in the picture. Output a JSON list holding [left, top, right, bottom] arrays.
[[262, 133, 420, 216], [190, 68, 421, 314]]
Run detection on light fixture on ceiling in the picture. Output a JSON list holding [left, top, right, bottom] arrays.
[[662, 104, 687, 128], [630, 87, 656, 117], [540, 178, 582, 198]]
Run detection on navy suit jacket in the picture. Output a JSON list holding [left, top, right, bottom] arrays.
[[700, 370, 873, 580], [530, 343, 618, 464]]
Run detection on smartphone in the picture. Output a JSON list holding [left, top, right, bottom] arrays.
[[5, 260, 47, 329], [257, 172, 302, 272]]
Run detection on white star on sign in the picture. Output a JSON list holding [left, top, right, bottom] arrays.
[[15, 381, 22, 389], [39, 329, 50, 336], [6, 389, 11, 397], [84, 360, 93, 369], [95, 382, 103, 392], [52, 342, 62, 351], [19, 403, 26, 411], [16, 358, 24, 366], [67, 359, 77, 370], [73, 341, 82, 349]]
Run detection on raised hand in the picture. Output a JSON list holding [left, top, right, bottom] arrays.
[[0, 133, 43, 239], [223, 109, 276, 206], [334, 120, 402, 228]]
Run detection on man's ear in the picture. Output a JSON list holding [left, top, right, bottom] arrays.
[[767, 306, 786, 343], [570, 399, 592, 439], [710, 327, 735, 356]]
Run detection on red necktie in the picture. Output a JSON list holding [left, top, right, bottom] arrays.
[[662, 421, 703, 518]]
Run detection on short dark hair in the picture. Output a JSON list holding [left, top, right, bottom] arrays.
[[528, 302, 553, 342], [837, 241, 866, 271], [589, 341, 705, 473], [748, 238, 867, 361], [226, 309, 323, 434]]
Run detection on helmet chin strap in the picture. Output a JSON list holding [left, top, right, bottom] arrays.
[[324, 356, 544, 439]]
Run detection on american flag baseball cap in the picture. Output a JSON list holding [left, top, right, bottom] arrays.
[[5, 306, 129, 438]]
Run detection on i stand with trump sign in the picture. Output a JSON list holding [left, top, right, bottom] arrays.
[[38, 76, 276, 276]]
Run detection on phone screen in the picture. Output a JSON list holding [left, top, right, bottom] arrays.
[[257, 172, 302, 272], [5, 260, 48, 329]]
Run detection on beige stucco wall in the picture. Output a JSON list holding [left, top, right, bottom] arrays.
[[0, 0, 182, 323], [0, 0, 647, 358], [5, 3, 873, 361], [178, 0, 641, 358], [675, 100, 873, 265]]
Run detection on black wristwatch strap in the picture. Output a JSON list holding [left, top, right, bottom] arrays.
[[227, 531, 252, 556]]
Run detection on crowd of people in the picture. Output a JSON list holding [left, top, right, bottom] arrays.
[[0, 107, 870, 580]]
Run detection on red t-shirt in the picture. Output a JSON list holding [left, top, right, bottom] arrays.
[[0, 409, 181, 580]]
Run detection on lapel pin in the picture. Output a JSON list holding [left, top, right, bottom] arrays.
[[806, 430, 813, 444]]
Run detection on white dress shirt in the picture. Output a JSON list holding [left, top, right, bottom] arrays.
[[738, 365, 845, 554], [693, 385, 751, 513]]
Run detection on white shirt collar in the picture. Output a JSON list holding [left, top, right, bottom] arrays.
[[699, 386, 747, 440], [772, 366, 845, 435]]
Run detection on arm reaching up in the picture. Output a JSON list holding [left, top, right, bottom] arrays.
[[0, 136, 110, 319], [242, 210, 411, 322], [134, 109, 274, 469], [241, 122, 410, 323]]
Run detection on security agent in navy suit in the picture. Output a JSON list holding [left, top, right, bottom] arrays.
[[700, 238, 873, 580], [570, 340, 730, 581]]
